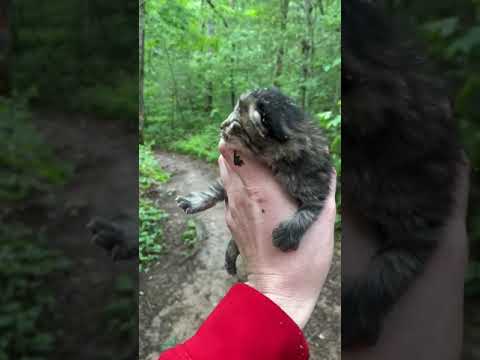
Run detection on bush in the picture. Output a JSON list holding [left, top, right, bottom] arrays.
[[0, 97, 71, 202], [139, 197, 168, 271], [0, 225, 71, 359], [139, 143, 169, 271]]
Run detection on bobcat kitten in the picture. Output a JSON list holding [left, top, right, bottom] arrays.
[[176, 88, 333, 275]]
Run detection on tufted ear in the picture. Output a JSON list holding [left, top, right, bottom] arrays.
[[256, 100, 290, 143], [238, 94, 249, 112], [269, 117, 290, 143]]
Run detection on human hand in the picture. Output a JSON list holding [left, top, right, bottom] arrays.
[[218, 141, 337, 328], [342, 158, 470, 359]]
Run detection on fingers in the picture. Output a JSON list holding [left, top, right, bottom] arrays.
[[308, 171, 337, 243], [218, 141, 271, 186], [218, 155, 242, 191], [218, 155, 247, 210], [326, 169, 338, 211]]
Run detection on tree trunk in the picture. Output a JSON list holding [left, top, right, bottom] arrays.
[[317, 0, 324, 15], [229, 0, 236, 107], [139, 0, 145, 144], [206, 0, 235, 107], [205, 20, 214, 114], [164, 43, 182, 126], [300, 0, 313, 109], [274, 0, 290, 87]]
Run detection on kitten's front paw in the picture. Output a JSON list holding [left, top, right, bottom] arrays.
[[87, 217, 128, 260], [176, 193, 206, 214], [272, 220, 301, 251]]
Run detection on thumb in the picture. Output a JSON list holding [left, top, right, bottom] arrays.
[[218, 139, 272, 187]]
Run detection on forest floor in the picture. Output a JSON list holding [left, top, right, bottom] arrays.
[[139, 151, 341, 360]]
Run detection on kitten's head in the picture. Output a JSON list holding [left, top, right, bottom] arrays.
[[220, 88, 306, 155]]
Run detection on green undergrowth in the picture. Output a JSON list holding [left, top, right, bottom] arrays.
[[140, 142, 170, 192], [139, 143, 170, 271], [146, 119, 220, 163], [1, 97, 73, 360], [139, 197, 168, 271], [69, 74, 138, 120], [181, 219, 198, 254], [102, 274, 137, 351], [171, 131, 219, 163], [0, 225, 71, 360], [14, 0, 137, 122], [0, 97, 72, 202]]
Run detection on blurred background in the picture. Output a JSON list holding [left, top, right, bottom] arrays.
[[383, 1, 480, 358], [1, 1, 138, 359], [139, 1, 341, 359]]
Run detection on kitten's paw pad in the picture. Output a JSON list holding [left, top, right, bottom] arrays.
[[175, 194, 206, 214], [175, 196, 194, 214], [272, 221, 301, 252]]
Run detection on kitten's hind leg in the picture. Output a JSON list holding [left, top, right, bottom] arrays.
[[176, 178, 225, 214], [225, 238, 240, 275], [272, 205, 321, 251]]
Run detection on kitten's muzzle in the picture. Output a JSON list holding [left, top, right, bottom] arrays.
[[221, 119, 242, 140]]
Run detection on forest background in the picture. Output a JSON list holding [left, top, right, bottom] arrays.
[[140, 0, 341, 268]]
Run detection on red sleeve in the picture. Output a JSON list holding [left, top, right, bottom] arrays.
[[159, 283, 309, 360]]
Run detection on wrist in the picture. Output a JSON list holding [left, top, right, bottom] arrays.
[[245, 275, 318, 328]]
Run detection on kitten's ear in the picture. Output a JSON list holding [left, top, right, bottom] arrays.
[[238, 94, 249, 112], [269, 119, 290, 143], [256, 101, 290, 143]]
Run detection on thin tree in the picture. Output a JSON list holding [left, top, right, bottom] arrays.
[[229, 0, 236, 107], [300, 0, 314, 109], [139, 0, 145, 143], [273, 0, 290, 87], [205, 0, 236, 108]]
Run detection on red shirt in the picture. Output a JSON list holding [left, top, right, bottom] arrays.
[[159, 283, 309, 360]]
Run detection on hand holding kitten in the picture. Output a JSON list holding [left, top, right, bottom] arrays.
[[218, 141, 337, 328]]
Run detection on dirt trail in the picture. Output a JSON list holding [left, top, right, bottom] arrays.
[[140, 151, 341, 360]]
